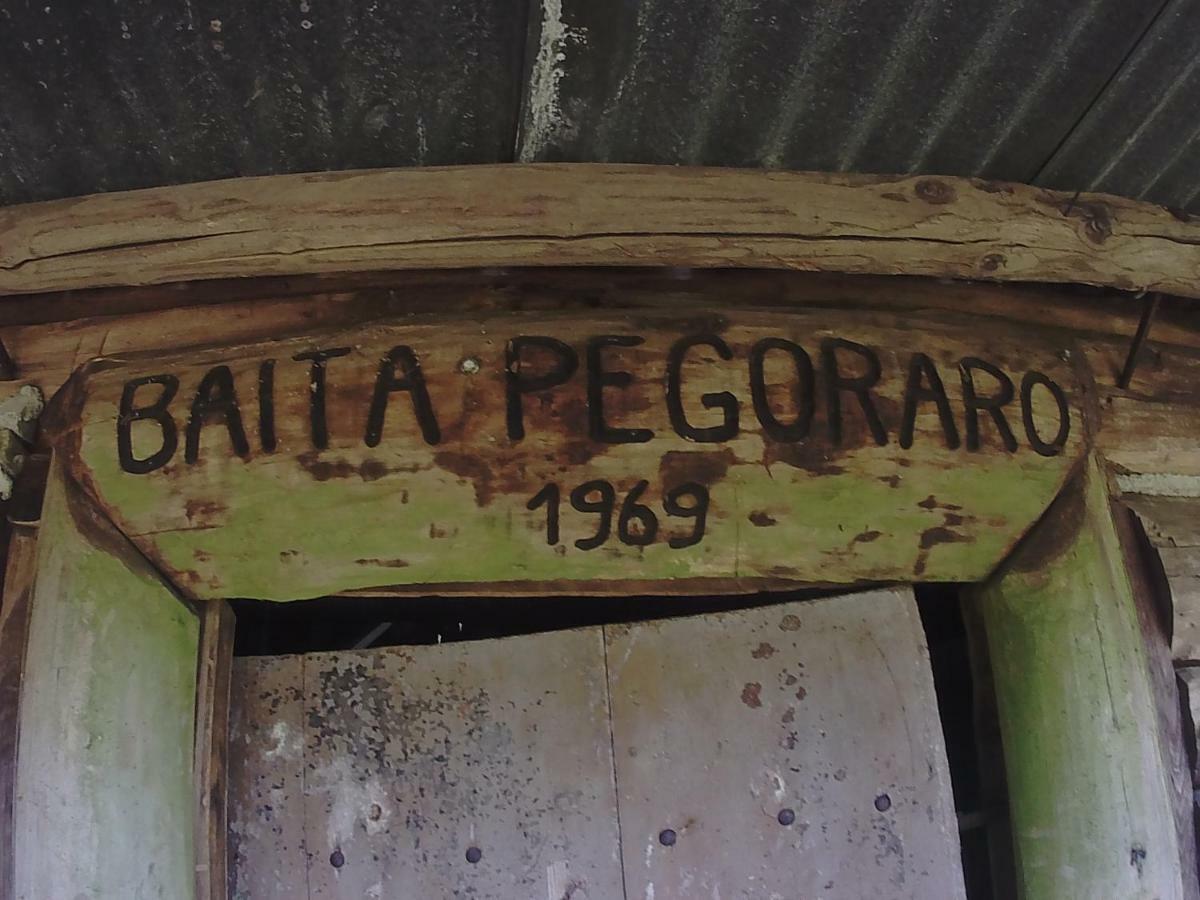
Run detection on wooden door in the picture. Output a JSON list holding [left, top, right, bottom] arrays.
[[228, 589, 966, 899]]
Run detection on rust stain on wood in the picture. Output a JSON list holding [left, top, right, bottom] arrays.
[[740, 682, 763, 708], [751, 641, 776, 659]]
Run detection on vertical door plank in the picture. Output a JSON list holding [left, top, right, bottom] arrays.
[[14, 465, 200, 899], [606, 589, 966, 900], [194, 600, 236, 900], [227, 654, 309, 900], [300, 629, 622, 900]]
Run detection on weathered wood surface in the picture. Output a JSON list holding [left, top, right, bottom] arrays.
[[1113, 503, 1200, 898], [1121, 496, 1200, 663], [1094, 331, 1200, 667], [974, 457, 1194, 900], [298, 630, 620, 899], [606, 589, 966, 899], [57, 308, 1085, 599], [1089, 338, 1200, 497], [194, 600, 236, 900], [8, 269, 1156, 397], [227, 655, 309, 900], [0, 525, 37, 900], [4, 165, 1200, 299], [13, 465, 200, 899]]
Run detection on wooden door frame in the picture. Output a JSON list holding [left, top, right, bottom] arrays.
[[2, 165, 1199, 898]]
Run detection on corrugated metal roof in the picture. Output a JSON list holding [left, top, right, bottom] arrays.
[[0, 0, 526, 203], [1, 0, 1196, 211], [1034, 0, 1200, 209], [523, 0, 1175, 179]]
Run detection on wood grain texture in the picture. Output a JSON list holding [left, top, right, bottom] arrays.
[[1113, 503, 1200, 899], [59, 307, 1085, 600], [974, 457, 1194, 900], [3, 165, 1200, 298], [1121, 495, 1200, 662], [606, 588, 966, 899], [194, 600, 236, 900], [300, 630, 621, 899], [7, 269, 1155, 405], [13, 464, 200, 900], [227, 655, 309, 900], [0, 525, 37, 900]]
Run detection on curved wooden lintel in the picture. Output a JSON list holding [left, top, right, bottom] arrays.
[[2, 164, 1198, 299]]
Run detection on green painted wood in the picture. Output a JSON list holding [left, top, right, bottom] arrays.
[[975, 457, 1190, 899], [13, 463, 199, 900], [62, 308, 1085, 600]]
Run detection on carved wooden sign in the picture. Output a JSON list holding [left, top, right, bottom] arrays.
[[58, 309, 1085, 600]]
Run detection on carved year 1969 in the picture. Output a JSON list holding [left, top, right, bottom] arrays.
[[68, 311, 1085, 598]]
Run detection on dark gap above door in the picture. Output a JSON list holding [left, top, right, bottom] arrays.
[[229, 587, 847, 656], [918, 583, 1016, 900]]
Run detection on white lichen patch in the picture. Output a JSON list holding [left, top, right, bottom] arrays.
[[519, 0, 585, 161]]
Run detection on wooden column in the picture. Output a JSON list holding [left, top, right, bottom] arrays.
[[0, 522, 38, 900], [13, 463, 201, 899], [975, 457, 1194, 899]]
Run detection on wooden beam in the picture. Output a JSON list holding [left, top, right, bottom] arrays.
[[193, 600, 235, 900], [6, 269, 1184, 421], [1112, 502, 1200, 897], [972, 457, 1194, 898], [3, 165, 1200, 299]]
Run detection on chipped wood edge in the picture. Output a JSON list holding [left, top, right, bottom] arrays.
[[2, 164, 1199, 299], [193, 600, 236, 900]]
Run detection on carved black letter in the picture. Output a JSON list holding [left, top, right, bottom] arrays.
[[1020, 371, 1070, 457], [900, 353, 960, 450], [185, 365, 250, 464], [959, 357, 1017, 452], [505, 336, 579, 441], [365, 345, 441, 446], [586, 335, 653, 444], [258, 359, 277, 453], [293, 347, 351, 450], [749, 337, 813, 442], [117, 374, 179, 474], [820, 338, 887, 446], [667, 334, 739, 442]]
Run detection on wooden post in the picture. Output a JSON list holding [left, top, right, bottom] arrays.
[[0, 522, 38, 900], [974, 456, 1194, 898], [13, 463, 201, 899]]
